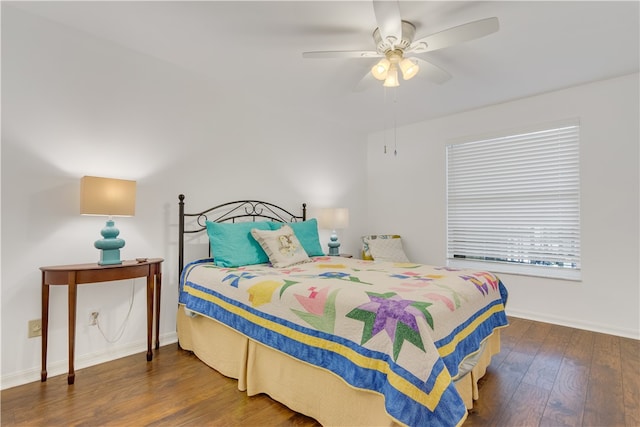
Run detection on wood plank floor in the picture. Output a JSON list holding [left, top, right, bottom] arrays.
[[2, 317, 638, 426]]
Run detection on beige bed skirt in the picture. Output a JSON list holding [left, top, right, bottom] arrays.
[[176, 304, 501, 426]]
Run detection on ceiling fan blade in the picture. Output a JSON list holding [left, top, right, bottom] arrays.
[[373, 0, 402, 46], [409, 17, 499, 54], [303, 50, 381, 59], [412, 57, 452, 84]]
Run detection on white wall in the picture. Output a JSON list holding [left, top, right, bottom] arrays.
[[367, 73, 640, 339], [1, 6, 368, 388]]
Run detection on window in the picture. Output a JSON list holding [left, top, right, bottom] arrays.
[[446, 120, 581, 280]]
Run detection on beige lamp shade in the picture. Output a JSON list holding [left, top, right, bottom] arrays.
[[399, 58, 419, 80], [317, 208, 349, 230], [383, 64, 400, 88], [371, 58, 391, 81], [80, 176, 136, 216]]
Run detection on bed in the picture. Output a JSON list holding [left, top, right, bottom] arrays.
[[176, 195, 509, 427]]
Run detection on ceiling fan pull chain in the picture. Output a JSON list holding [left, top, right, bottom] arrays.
[[393, 89, 398, 156], [383, 87, 390, 154], [381, 86, 399, 156]]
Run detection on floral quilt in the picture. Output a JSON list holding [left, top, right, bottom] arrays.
[[179, 256, 508, 427]]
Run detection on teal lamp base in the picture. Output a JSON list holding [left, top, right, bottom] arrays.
[[328, 230, 340, 256], [94, 219, 125, 265], [98, 248, 122, 265]]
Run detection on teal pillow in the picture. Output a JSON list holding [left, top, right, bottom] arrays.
[[206, 221, 272, 267], [270, 219, 325, 257]]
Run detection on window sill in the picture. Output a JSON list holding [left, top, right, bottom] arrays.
[[447, 258, 582, 281]]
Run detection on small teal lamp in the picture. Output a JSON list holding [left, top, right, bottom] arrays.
[[318, 208, 349, 256], [80, 176, 136, 265]]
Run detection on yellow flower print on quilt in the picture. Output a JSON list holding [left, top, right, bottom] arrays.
[[247, 280, 282, 307]]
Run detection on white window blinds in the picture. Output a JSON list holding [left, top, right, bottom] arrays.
[[446, 121, 581, 280]]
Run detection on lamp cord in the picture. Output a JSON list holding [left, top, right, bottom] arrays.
[[96, 279, 137, 343]]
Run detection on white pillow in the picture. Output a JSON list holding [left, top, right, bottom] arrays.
[[361, 234, 401, 260], [368, 237, 410, 262], [251, 225, 310, 268]]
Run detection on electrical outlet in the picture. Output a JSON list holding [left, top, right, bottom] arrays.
[[89, 311, 99, 326], [28, 319, 42, 338]]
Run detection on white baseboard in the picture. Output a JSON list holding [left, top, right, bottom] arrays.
[[506, 308, 639, 340], [1, 331, 178, 390]]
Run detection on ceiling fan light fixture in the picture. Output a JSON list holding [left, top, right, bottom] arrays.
[[371, 58, 390, 80], [383, 64, 399, 87], [400, 58, 419, 80], [303, 4, 501, 91]]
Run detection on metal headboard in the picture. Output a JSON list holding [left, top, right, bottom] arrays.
[[178, 194, 307, 275]]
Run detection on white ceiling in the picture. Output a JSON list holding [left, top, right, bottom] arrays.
[[7, 1, 640, 133]]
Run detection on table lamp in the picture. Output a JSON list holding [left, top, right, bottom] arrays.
[[80, 176, 136, 265], [318, 208, 349, 256]]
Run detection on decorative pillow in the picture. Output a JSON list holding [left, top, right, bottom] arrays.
[[206, 221, 272, 267], [251, 225, 310, 268], [361, 234, 402, 260], [270, 219, 324, 256], [366, 236, 410, 262]]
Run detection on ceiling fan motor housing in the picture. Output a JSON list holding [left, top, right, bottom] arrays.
[[373, 20, 416, 53]]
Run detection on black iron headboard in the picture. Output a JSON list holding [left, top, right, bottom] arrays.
[[178, 194, 307, 275]]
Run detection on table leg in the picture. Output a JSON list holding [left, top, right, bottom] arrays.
[[41, 275, 49, 382], [146, 272, 153, 361], [154, 270, 162, 350], [67, 273, 77, 385]]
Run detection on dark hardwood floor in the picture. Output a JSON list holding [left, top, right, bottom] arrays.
[[2, 317, 638, 426]]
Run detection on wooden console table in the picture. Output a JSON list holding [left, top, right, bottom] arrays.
[[40, 258, 163, 384]]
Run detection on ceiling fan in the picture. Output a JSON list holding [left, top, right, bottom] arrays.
[[302, 1, 499, 89]]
